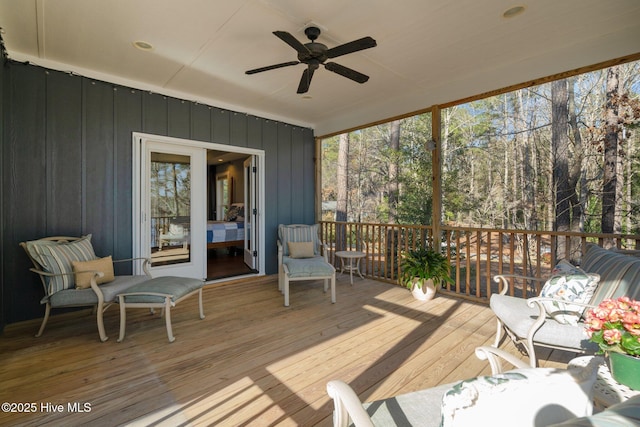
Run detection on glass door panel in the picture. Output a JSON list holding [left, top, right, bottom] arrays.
[[139, 140, 206, 280], [151, 152, 192, 266]]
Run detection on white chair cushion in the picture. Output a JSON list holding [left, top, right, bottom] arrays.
[[489, 294, 599, 352], [282, 256, 335, 277]]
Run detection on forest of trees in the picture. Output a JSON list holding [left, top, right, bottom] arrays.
[[150, 158, 191, 219], [322, 60, 640, 237]]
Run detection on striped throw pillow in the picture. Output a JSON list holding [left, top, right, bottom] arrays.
[[26, 235, 97, 294], [278, 224, 320, 257]]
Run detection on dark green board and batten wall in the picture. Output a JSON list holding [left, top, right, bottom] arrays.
[[0, 58, 316, 328]]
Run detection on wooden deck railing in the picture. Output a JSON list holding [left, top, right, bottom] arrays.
[[319, 221, 640, 303]]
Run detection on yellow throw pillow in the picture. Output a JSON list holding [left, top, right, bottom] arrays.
[[288, 241, 315, 258], [72, 256, 115, 289]]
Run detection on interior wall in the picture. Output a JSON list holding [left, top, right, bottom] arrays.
[[231, 159, 246, 204], [210, 158, 246, 220], [1, 60, 316, 325]]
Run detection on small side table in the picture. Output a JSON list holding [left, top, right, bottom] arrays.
[[335, 251, 366, 285], [569, 355, 640, 411]]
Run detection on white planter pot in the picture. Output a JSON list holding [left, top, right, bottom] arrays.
[[411, 278, 437, 301]]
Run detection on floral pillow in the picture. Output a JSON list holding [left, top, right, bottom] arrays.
[[539, 260, 600, 325], [440, 364, 599, 427]]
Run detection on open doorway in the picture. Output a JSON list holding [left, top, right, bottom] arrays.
[[206, 150, 258, 280], [133, 133, 264, 282]]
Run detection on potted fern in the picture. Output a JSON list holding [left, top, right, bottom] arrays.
[[400, 247, 454, 301]]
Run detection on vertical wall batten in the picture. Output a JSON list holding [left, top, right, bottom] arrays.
[[111, 86, 119, 259], [247, 115, 263, 151], [0, 53, 5, 331], [263, 120, 279, 270], [5, 64, 47, 323], [168, 98, 191, 139], [114, 88, 142, 270], [45, 72, 82, 235], [84, 79, 116, 256], [290, 127, 304, 221], [230, 112, 248, 147], [213, 107, 230, 143], [190, 103, 211, 142], [303, 128, 315, 225]]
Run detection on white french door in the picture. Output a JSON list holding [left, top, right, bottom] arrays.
[[134, 137, 207, 279], [244, 156, 258, 270], [133, 132, 266, 281]]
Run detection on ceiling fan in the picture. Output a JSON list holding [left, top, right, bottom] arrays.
[[246, 26, 377, 94]]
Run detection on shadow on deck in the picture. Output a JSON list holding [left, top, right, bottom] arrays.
[[0, 275, 576, 426]]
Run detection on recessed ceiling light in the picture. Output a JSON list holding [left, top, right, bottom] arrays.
[[132, 40, 154, 51], [503, 5, 525, 18]]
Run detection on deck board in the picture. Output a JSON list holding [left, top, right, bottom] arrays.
[[0, 275, 574, 426]]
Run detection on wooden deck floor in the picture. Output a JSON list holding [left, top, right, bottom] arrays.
[[0, 275, 576, 426]]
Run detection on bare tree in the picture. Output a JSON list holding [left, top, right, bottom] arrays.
[[601, 66, 621, 246], [568, 76, 586, 233], [336, 133, 349, 250], [388, 120, 401, 224], [551, 79, 571, 259]]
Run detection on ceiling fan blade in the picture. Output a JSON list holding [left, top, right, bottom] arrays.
[[326, 36, 377, 59], [246, 61, 300, 75], [273, 31, 310, 55], [297, 65, 317, 94], [324, 62, 370, 84]]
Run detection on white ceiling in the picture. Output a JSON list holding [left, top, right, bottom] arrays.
[[1, 0, 639, 137]]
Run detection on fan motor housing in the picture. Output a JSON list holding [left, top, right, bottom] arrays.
[[299, 42, 328, 63]]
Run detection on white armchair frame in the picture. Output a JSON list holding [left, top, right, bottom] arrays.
[[277, 224, 336, 307], [21, 236, 152, 342]]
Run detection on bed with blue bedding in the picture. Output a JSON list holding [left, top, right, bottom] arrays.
[[207, 221, 246, 249]]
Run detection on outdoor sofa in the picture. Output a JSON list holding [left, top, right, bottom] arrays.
[[490, 243, 640, 366]]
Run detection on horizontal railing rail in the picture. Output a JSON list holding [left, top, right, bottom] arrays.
[[319, 221, 640, 303]]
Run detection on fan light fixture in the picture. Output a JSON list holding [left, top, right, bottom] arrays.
[[503, 5, 525, 18], [132, 40, 154, 51]]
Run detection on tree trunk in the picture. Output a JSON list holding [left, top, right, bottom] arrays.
[[601, 66, 620, 247], [388, 120, 401, 224], [385, 121, 401, 277], [551, 79, 571, 259], [567, 77, 584, 259], [336, 133, 349, 251]]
